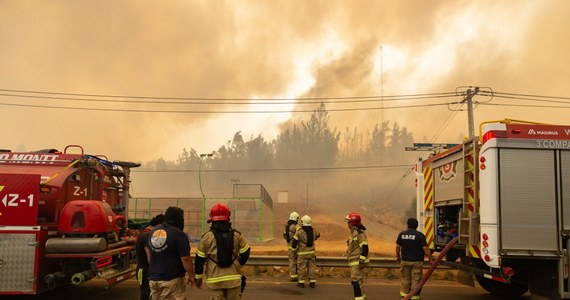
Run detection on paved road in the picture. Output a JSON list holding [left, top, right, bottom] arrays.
[[15, 277, 531, 300]]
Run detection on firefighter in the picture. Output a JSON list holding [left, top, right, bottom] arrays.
[[283, 211, 300, 282], [396, 217, 434, 300], [194, 203, 250, 300], [147, 206, 197, 300], [136, 213, 165, 300], [291, 214, 320, 288], [345, 212, 369, 300]]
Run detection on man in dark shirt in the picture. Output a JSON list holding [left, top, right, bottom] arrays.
[[395, 218, 434, 299], [146, 206, 197, 299], [136, 214, 165, 300]]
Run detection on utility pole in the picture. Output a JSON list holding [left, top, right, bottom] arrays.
[[199, 153, 213, 233], [461, 87, 479, 139]]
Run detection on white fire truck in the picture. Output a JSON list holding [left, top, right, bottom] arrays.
[[416, 120, 570, 299]]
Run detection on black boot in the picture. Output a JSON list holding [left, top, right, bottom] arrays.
[[351, 281, 363, 298]]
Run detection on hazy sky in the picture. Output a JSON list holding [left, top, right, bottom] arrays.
[[1, 0, 569, 163]]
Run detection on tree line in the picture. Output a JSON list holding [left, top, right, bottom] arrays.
[[141, 103, 417, 223]]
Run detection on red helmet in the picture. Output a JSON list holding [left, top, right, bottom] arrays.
[[345, 212, 362, 226], [210, 203, 231, 222]]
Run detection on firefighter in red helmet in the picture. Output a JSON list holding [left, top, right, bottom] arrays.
[[194, 203, 250, 300], [345, 212, 369, 300]]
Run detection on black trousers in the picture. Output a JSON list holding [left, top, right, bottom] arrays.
[[138, 267, 150, 300]]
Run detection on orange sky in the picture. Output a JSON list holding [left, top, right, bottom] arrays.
[[1, 1, 569, 163]]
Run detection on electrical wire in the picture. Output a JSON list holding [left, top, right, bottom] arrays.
[[492, 91, 570, 101], [0, 87, 457, 102], [0, 92, 456, 105], [133, 164, 414, 173], [478, 102, 570, 109], [0, 100, 453, 114]]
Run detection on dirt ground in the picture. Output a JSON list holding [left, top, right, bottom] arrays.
[[196, 206, 459, 281], [250, 207, 404, 257]]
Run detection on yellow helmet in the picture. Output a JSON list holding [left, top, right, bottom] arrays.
[[301, 215, 312, 226], [289, 211, 300, 221]]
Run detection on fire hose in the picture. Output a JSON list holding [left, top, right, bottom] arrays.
[[403, 237, 459, 300]]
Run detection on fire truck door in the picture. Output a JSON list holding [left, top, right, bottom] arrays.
[[0, 232, 38, 293], [560, 151, 570, 232], [498, 148, 558, 255]]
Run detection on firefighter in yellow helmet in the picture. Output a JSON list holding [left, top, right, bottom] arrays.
[[283, 211, 300, 282], [345, 212, 369, 300], [194, 203, 250, 300], [291, 214, 320, 288]]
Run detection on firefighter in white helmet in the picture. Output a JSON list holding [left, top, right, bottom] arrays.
[[283, 211, 300, 282], [345, 212, 369, 300], [291, 214, 320, 288], [194, 203, 250, 300]]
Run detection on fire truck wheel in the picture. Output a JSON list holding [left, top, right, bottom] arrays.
[[475, 275, 528, 298]]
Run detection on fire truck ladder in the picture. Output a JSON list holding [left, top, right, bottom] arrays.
[[460, 138, 480, 247]]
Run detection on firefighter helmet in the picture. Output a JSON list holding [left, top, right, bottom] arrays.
[[345, 212, 362, 226], [209, 203, 231, 222], [289, 211, 300, 221], [300, 215, 312, 226]]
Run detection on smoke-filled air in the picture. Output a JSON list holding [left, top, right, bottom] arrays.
[[2, 1, 570, 224]]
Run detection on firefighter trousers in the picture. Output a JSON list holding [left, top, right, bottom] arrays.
[[288, 249, 298, 280], [149, 276, 186, 300], [399, 261, 423, 298], [350, 262, 366, 299], [209, 286, 241, 300], [297, 255, 317, 284]]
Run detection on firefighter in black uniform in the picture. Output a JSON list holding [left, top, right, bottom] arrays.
[[396, 217, 434, 299], [135, 213, 165, 300]]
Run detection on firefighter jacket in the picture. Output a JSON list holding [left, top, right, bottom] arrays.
[[194, 228, 250, 289], [346, 226, 369, 266], [284, 222, 300, 250], [291, 226, 320, 257]]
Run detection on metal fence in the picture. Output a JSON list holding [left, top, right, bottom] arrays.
[[128, 197, 202, 240], [129, 184, 274, 241]]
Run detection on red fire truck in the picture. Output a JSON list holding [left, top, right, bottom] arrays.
[[416, 120, 570, 299], [0, 145, 140, 295]]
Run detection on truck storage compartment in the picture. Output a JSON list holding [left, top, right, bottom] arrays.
[[498, 148, 558, 256], [0, 233, 37, 293], [435, 205, 460, 245]]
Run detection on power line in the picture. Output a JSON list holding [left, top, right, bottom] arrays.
[[0, 87, 456, 102], [491, 91, 570, 101], [0, 88, 467, 113], [0, 92, 456, 105], [0, 101, 453, 114], [133, 164, 414, 173], [478, 102, 570, 109]]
